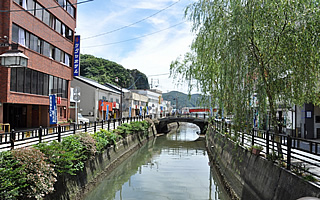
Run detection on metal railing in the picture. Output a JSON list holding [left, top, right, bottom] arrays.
[[0, 115, 151, 152], [212, 120, 320, 182]]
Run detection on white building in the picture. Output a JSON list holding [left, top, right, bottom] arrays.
[[131, 89, 162, 118], [123, 89, 148, 118]]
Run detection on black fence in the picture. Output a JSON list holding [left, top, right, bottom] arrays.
[[213, 120, 320, 182], [0, 115, 151, 152]]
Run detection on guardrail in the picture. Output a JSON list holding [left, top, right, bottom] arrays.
[[0, 115, 151, 152], [213, 120, 320, 182]]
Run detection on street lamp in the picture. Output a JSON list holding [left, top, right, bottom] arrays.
[[0, 42, 28, 68]]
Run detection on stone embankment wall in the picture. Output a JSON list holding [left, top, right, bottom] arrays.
[[206, 128, 320, 200], [45, 125, 157, 200]]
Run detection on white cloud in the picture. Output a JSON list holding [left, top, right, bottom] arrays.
[[77, 0, 197, 94]]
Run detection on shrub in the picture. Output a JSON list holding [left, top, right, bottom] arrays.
[[93, 129, 121, 152], [0, 151, 27, 200], [34, 134, 96, 176], [0, 147, 57, 200]]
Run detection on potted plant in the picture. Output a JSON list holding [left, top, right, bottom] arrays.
[[251, 145, 263, 155]]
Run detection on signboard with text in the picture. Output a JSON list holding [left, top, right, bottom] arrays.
[[73, 35, 80, 76], [49, 95, 57, 124]]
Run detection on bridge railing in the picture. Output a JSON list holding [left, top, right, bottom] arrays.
[[0, 115, 151, 152], [211, 119, 320, 183], [164, 113, 209, 119]]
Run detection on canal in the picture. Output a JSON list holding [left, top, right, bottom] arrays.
[[84, 123, 230, 200]]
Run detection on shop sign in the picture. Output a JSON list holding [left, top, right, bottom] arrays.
[[98, 100, 113, 111]]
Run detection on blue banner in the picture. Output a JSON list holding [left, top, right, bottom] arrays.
[[73, 35, 80, 76], [147, 106, 149, 115], [129, 107, 131, 118], [139, 106, 142, 116], [106, 105, 109, 120], [49, 95, 57, 124]]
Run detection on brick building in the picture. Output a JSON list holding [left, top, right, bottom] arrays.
[[0, 0, 77, 130]]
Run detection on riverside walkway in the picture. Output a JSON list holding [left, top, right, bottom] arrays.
[[213, 120, 320, 185], [0, 116, 149, 152]]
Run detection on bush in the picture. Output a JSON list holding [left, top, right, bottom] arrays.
[[93, 129, 121, 152], [34, 133, 96, 175], [0, 148, 56, 200], [0, 151, 27, 200]]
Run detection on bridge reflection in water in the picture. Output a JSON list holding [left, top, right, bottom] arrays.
[[84, 123, 230, 200]]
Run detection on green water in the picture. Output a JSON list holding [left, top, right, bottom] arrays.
[[84, 123, 230, 200]]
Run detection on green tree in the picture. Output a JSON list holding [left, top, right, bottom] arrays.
[[171, 0, 320, 134]]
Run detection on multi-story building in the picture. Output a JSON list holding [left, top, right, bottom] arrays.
[[0, 0, 77, 130], [131, 89, 162, 118], [123, 89, 148, 118]]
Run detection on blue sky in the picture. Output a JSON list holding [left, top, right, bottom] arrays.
[[76, 0, 197, 94]]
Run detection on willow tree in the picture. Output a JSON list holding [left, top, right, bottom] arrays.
[[171, 0, 320, 134]]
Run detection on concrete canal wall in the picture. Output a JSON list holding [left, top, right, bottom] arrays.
[[206, 128, 320, 200], [45, 125, 157, 200]]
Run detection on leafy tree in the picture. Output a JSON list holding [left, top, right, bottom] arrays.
[[80, 54, 150, 89], [170, 0, 320, 135]]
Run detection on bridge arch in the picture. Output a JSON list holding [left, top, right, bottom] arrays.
[[156, 117, 208, 135]]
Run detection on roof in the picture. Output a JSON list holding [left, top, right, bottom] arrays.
[[73, 76, 121, 94]]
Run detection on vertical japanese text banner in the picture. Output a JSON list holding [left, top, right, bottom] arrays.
[[49, 94, 57, 125], [73, 35, 80, 76]]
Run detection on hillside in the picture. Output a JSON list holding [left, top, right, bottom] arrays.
[[162, 91, 202, 109], [80, 54, 149, 89]]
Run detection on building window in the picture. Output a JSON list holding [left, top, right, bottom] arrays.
[[31, 70, 38, 94], [55, 48, 61, 62], [27, 0, 35, 15], [25, 68, 32, 93], [43, 9, 50, 26], [53, 76, 58, 95], [17, 68, 24, 93], [38, 72, 44, 95], [35, 3, 43, 21], [43, 74, 49, 96], [55, 19, 61, 33], [10, 68, 17, 92], [49, 75, 53, 95]]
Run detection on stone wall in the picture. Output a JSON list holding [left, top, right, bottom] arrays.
[[206, 128, 320, 200], [45, 125, 156, 200]]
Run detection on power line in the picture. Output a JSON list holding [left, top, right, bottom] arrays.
[[82, 0, 181, 40], [0, 0, 94, 13], [82, 21, 186, 48]]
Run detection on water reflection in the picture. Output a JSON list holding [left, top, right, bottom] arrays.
[[84, 123, 230, 200]]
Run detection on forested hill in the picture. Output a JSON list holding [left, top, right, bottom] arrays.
[[80, 54, 150, 89], [162, 91, 202, 109]]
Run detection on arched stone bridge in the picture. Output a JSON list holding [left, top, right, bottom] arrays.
[[156, 116, 208, 135]]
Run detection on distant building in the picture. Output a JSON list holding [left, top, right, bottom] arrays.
[[123, 90, 148, 118], [131, 89, 162, 118], [0, 0, 77, 129], [71, 76, 121, 122]]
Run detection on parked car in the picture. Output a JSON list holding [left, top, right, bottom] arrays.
[[78, 113, 89, 124]]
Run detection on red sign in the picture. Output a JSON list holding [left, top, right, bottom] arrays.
[[99, 100, 113, 111], [113, 102, 116, 108], [57, 97, 61, 104], [189, 108, 210, 113]]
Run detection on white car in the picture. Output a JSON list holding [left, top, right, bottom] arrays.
[[78, 113, 89, 124]]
